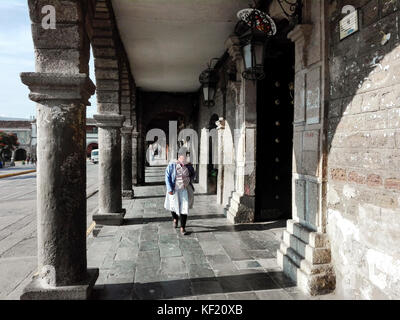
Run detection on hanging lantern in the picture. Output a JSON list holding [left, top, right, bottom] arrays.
[[199, 58, 219, 107], [241, 31, 267, 80], [237, 8, 277, 81]]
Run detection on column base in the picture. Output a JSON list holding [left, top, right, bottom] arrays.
[[277, 220, 336, 296], [20, 268, 99, 300], [93, 209, 126, 226], [122, 189, 134, 199], [225, 192, 255, 224]]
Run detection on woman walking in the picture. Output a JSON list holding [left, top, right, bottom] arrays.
[[164, 153, 195, 235]]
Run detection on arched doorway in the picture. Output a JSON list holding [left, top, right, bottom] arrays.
[[144, 111, 186, 184], [15, 148, 27, 161], [256, 37, 295, 221], [86, 143, 98, 158], [145, 111, 186, 165]]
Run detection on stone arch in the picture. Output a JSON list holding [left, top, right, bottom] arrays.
[[86, 143, 98, 157], [145, 111, 186, 165], [15, 148, 27, 161], [90, 0, 123, 116]]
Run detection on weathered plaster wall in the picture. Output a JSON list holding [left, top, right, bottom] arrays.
[[328, 0, 400, 299]]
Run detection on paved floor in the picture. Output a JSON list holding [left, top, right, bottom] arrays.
[[0, 161, 99, 299], [1, 165, 338, 300], [88, 167, 314, 300]]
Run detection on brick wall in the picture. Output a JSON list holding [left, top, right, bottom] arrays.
[[328, 0, 400, 298]]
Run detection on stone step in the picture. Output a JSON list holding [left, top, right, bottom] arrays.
[[279, 242, 303, 268], [277, 249, 335, 296], [286, 220, 328, 248], [281, 231, 331, 265], [228, 196, 240, 213], [278, 243, 333, 275], [283, 230, 307, 258], [277, 247, 300, 282], [299, 258, 334, 276]]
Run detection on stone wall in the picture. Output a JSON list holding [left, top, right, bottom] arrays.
[[328, 0, 400, 299]]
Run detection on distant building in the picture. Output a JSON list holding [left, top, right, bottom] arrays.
[[0, 117, 36, 161], [0, 117, 98, 161], [86, 118, 98, 157]]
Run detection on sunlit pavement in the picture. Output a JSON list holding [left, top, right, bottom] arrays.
[[88, 167, 331, 300], [0, 161, 98, 299]]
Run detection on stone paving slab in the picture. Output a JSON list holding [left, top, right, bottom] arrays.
[[88, 173, 327, 300]]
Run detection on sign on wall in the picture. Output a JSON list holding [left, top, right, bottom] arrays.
[[339, 10, 359, 40]]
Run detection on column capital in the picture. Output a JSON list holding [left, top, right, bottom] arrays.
[[132, 131, 139, 138], [225, 35, 242, 62], [216, 117, 225, 130], [93, 113, 125, 128], [121, 125, 134, 134], [20, 72, 95, 105]]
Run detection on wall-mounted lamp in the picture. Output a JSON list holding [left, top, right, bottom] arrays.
[[236, 8, 276, 81], [199, 58, 219, 107]]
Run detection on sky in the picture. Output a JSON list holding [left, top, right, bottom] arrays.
[[0, 0, 97, 119]]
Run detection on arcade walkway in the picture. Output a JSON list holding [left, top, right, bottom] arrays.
[[87, 168, 322, 300]]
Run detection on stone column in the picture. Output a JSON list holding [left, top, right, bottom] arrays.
[[92, 114, 126, 225], [121, 125, 134, 198], [137, 132, 145, 185], [198, 128, 209, 193], [20, 73, 98, 299], [226, 79, 257, 224], [216, 118, 225, 205], [224, 35, 258, 223], [132, 131, 139, 185]]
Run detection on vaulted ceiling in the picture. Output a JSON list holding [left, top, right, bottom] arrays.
[[111, 0, 251, 92]]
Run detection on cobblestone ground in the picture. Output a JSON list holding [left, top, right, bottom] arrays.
[[89, 167, 319, 300]]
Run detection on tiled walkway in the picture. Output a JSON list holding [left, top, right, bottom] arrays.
[[88, 167, 312, 300]]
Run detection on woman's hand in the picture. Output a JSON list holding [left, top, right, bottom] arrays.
[[168, 191, 174, 195]]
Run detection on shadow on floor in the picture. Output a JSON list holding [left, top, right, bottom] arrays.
[[187, 220, 286, 233], [124, 216, 286, 233], [91, 271, 295, 300], [134, 195, 166, 200], [132, 192, 219, 200], [123, 214, 227, 225], [142, 182, 165, 186]]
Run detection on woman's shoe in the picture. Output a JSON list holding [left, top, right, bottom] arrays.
[[173, 219, 178, 228], [180, 227, 187, 235]]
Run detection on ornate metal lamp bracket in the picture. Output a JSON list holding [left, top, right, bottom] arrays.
[[277, 0, 302, 23]]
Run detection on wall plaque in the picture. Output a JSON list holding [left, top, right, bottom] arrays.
[[339, 10, 359, 40]]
